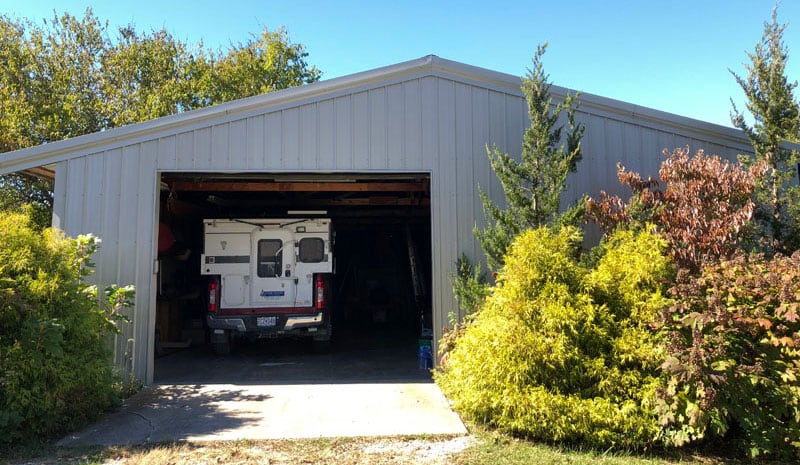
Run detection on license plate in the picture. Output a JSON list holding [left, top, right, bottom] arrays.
[[257, 316, 277, 327]]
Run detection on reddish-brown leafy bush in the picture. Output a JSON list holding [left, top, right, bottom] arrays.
[[586, 147, 766, 273], [657, 252, 800, 458], [586, 147, 800, 458]]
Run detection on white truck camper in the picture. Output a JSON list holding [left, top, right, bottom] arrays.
[[200, 218, 334, 354]]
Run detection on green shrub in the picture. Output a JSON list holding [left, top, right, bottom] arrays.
[[451, 253, 490, 319], [658, 252, 800, 459], [0, 210, 133, 443], [435, 226, 671, 450]]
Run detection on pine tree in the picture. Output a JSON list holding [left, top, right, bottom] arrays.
[[476, 43, 584, 270], [730, 7, 800, 253]]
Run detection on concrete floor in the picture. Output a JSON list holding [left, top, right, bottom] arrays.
[[154, 328, 433, 385], [59, 330, 466, 446]]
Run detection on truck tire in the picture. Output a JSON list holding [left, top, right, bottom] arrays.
[[210, 329, 231, 355], [313, 339, 331, 353], [213, 341, 231, 356]]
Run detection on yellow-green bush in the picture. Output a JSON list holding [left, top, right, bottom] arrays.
[[435, 226, 671, 450], [0, 210, 132, 443]]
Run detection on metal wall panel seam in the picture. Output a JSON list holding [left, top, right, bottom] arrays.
[[471, 87, 491, 264], [117, 144, 141, 377], [401, 82, 407, 169], [52, 162, 68, 230], [454, 83, 473, 322], [65, 158, 86, 237], [133, 145, 158, 384], [438, 78, 458, 354]]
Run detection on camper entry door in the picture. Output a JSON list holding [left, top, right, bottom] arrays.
[[251, 229, 297, 309]]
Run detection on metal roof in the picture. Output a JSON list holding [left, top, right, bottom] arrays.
[[0, 54, 748, 176]]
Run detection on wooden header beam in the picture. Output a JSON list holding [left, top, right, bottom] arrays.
[[23, 166, 56, 180], [214, 197, 431, 207], [168, 181, 429, 193]]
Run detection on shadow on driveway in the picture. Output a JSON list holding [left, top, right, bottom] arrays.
[[59, 330, 465, 446], [59, 384, 274, 445]]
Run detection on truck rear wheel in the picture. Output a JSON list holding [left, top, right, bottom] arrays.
[[313, 339, 331, 353], [210, 329, 231, 355], [213, 341, 231, 355]]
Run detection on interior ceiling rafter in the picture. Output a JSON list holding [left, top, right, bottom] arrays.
[[166, 180, 429, 193]]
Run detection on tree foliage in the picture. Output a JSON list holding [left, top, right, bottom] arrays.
[[0, 210, 133, 442], [658, 252, 800, 459], [586, 147, 766, 274], [587, 146, 800, 457], [450, 254, 489, 320], [0, 9, 320, 225], [476, 43, 584, 271], [730, 7, 800, 253]]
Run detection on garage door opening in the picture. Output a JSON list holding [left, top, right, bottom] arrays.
[[153, 172, 432, 383]]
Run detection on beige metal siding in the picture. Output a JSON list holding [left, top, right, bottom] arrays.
[[562, 112, 749, 210], [47, 70, 754, 384], [52, 144, 158, 381]]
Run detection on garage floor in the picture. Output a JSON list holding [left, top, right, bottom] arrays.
[[59, 331, 466, 446], [153, 328, 431, 385]]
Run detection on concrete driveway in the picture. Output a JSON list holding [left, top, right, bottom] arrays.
[[59, 333, 466, 446]]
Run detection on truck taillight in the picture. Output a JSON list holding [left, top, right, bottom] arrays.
[[315, 275, 326, 310], [208, 279, 218, 313]]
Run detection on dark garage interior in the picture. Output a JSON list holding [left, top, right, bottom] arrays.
[[152, 172, 432, 382]]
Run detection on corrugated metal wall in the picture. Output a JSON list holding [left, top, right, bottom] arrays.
[[51, 72, 752, 383]]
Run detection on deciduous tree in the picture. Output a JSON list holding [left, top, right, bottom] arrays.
[[586, 147, 766, 274], [0, 9, 320, 227]]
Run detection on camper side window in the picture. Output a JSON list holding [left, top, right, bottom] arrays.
[[298, 238, 325, 263], [257, 239, 283, 277]]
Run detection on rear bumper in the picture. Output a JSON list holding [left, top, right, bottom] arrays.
[[207, 312, 328, 336]]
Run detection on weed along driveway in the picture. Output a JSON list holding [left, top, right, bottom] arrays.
[[59, 335, 466, 446]]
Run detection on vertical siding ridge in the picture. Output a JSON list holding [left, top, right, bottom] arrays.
[[281, 111, 286, 169], [332, 99, 338, 168], [478, 88, 490, 258], [296, 107, 301, 169], [52, 162, 67, 230], [418, 79, 424, 168], [367, 91, 372, 169], [268, 112, 275, 171], [244, 118, 250, 170], [401, 82, 407, 169], [191, 129, 197, 170], [384, 86, 390, 168], [350, 94, 355, 168], [298, 105, 305, 168], [315, 102, 321, 168], [227, 121, 232, 169]]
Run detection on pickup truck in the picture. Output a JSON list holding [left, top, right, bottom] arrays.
[[200, 218, 333, 354]]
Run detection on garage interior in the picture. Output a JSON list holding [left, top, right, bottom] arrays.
[[153, 172, 432, 381]]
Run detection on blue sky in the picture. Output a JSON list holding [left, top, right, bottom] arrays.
[[2, 0, 798, 128]]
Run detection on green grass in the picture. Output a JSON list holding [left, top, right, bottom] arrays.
[[450, 426, 786, 465], [1, 429, 789, 465]]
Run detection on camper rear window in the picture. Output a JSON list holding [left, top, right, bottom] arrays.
[[298, 238, 325, 263], [257, 239, 283, 277]]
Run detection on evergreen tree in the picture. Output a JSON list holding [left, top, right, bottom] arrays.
[[476, 43, 584, 270], [730, 7, 800, 253]]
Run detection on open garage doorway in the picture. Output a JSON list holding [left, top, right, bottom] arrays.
[[152, 172, 432, 383]]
